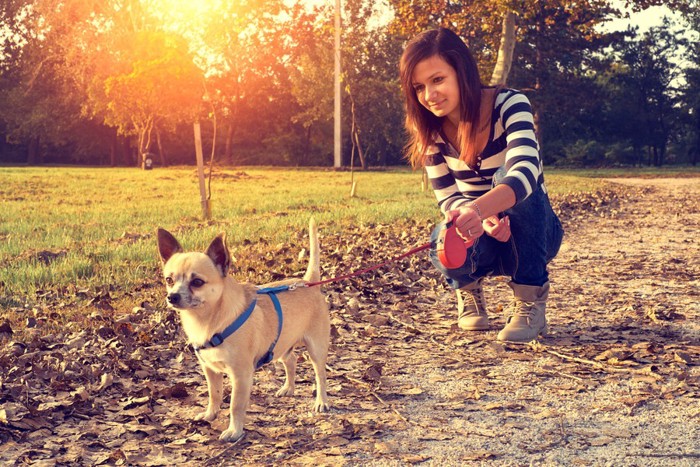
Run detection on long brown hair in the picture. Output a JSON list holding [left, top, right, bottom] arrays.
[[399, 28, 484, 168]]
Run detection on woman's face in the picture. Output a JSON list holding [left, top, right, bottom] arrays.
[[411, 55, 460, 123]]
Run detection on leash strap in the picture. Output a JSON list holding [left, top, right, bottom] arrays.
[[304, 242, 431, 288]]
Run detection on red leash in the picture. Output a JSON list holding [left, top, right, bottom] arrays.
[[305, 242, 431, 288]]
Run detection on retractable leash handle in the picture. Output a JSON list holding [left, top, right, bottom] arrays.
[[436, 221, 474, 269]]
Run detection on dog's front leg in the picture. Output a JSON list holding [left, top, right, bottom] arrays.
[[194, 364, 224, 422], [219, 368, 253, 442]]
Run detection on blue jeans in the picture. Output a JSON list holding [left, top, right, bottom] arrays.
[[429, 178, 564, 288]]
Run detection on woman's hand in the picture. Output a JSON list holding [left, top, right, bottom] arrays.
[[483, 215, 511, 242], [445, 206, 484, 242]]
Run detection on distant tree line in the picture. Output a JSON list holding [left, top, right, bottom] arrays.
[[0, 0, 698, 167]]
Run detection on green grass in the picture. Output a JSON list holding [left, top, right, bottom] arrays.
[[0, 165, 684, 304], [0, 166, 437, 301]]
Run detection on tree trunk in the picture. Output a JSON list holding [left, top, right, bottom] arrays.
[[209, 115, 217, 166], [138, 127, 146, 160], [354, 129, 366, 169], [144, 119, 153, 154], [694, 112, 700, 166], [155, 124, 166, 166], [634, 143, 642, 167], [490, 11, 516, 86], [110, 130, 118, 167], [122, 137, 133, 166], [224, 122, 234, 165], [301, 124, 311, 166], [347, 87, 366, 169], [532, 5, 544, 146], [27, 137, 41, 165]]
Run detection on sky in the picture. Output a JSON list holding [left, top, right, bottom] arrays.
[[602, 3, 682, 33]]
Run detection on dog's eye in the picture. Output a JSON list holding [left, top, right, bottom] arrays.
[[191, 278, 205, 288], [165, 277, 174, 286]]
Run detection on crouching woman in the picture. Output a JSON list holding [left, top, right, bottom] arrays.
[[399, 28, 564, 342]]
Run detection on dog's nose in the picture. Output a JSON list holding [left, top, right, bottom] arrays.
[[167, 293, 181, 305]]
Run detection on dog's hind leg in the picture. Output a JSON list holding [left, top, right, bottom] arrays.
[[275, 349, 297, 397], [304, 332, 330, 413]]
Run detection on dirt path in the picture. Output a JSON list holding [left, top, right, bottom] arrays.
[[357, 177, 699, 466], [1, 178, 698, 466]]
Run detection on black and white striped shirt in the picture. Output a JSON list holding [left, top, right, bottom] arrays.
[[425, 89, 544, 213]]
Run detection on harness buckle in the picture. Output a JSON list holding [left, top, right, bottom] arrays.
[[209, 333, 224, 347]]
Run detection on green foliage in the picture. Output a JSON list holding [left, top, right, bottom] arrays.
[[102, 31, 202, 139], [98, 35, 201, 162], [387, 0, 505, 80], [537, 8, 698, 167], [191, 0, 305, 165], [285, 0, 407, 166], [561, 140, 606, 167], [611, 20, 686, 166]]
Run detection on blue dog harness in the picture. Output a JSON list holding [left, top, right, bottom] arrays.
[[193, 285, 292, 370]]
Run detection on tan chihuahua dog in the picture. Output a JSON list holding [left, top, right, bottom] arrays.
[[157, 219, 330, 442]]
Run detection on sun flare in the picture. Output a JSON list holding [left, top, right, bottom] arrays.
[[150, 0, 220, 18]]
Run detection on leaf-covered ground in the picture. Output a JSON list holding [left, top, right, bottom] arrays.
[[1, 178, 698, 466]]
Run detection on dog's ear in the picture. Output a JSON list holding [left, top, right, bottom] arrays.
[[205, 233, 230, 277], [157, 228, 183, 264]]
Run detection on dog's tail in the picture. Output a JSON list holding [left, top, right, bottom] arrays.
[[304, 217, 320, 283]]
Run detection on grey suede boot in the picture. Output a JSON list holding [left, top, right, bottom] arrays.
[[497, 281, 549, 342], [456, 278, 489, 330]]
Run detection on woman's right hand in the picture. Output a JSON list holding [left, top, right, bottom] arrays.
[[445, 206, 484, 241]]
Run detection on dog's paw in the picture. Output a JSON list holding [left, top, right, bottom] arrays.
[[219, 428, 245, 443], [313, 400, 330, 413], [275, 385, 295, 397], [194, 410, 218, 422]]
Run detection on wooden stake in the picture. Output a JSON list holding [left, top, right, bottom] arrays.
[[193, 121, 210, 219]]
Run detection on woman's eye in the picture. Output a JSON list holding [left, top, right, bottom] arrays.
[[191, 278, 205, 288], [414, 85, 424, 93], [433, 76, 443, 83]]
